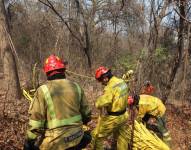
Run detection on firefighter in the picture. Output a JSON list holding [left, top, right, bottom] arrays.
[[91, 66, 129, 150], [128, 94, 171, 147], [122, 69, 137, 94], [122, 70, 134, 83], [24, 54, 91, 150], [141, 80, 155, 95]]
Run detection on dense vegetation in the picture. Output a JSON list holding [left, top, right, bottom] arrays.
[[0, 0, 190, 149]]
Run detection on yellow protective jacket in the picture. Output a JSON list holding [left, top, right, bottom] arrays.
[[137, 94, 166, 120], [96, 76, 128, 112], [94, 76, 129, 137], [26, 79, 91, 150]]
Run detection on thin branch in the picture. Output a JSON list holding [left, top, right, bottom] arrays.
[[151, 1, 158, 34], [158, 0, 169, 20], [2, 25, 20, 63], [160, 11, 172, 20], [156, 0, 163, 15], [174, 8, 191, 24], [38, 0, 49, 7], [38, 0, 84, 48], [120, 0, 125, 11], [186, 4, 191, 14]]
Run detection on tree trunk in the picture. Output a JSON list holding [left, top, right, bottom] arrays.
[[144, 0, 169, 81], [188, 28, 191, 56], [0, 0, 21, 103], [83, 21, 92, 68], [162, 0, 185, 103]]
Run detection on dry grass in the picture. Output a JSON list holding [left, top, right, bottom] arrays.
[[166, 103, 191, 150], [0, 87, 190, 149]]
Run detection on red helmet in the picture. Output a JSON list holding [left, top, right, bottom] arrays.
[[43, 54, 65, 73], [95, 66, 110, 80]]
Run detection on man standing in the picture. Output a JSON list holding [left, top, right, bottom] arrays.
[[24, 54, 91, 150], [91, 66, 129, 150]]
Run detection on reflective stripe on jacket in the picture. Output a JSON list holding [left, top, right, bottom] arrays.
[[96, 76, 128, 113], [91, 76, 129, 148], [137, 94, 166, 119], [26, 79, 91, 150]]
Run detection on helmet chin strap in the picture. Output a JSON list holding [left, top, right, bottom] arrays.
[[47, 72, 66, 80], [47, 70, 65, 77]]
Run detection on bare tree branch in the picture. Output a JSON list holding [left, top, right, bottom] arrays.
[[186, 4, 191, 14], [38, 0, 49, 8], [174, 8, 191, 24], [38, 0, 84, 48], [38, 0, 92, 68]]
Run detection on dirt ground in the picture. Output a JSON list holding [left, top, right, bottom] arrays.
[[166, 103, 191, 150], [0, 95, 190, 149]]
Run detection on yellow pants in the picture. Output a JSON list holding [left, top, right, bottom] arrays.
[[39, 127, 83, 150], [91, 112, 129, 150]]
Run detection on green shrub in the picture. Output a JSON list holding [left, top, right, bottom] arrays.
[[114, 53, 137, 71], [139, 48, 148, 59], [154, 47, 168, 63]]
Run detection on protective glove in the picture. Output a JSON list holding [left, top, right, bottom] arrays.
[[127, 96, 134, 105], [82, 115, 91, 125], [78, 131, 92, 149], [23, 139, 39, 150]]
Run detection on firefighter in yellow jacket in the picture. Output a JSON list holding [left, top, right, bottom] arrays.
[[24, 55, 91, 150], [91, 66, 129, 150], [122, 70, 134, 83], [128, 94, 171, 146]]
